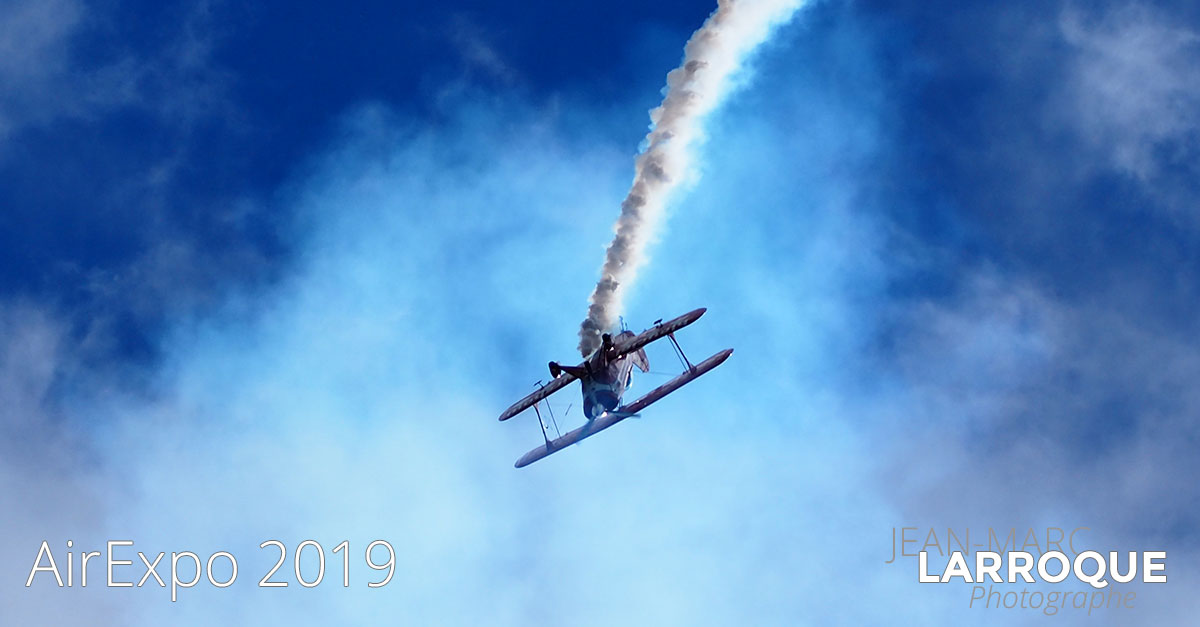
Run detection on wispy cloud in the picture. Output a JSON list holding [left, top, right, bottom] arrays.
[[1059, 4, 1200, 182], [0, 0, 87, 138], [0, 0, 233, 152], [448, 15, 520, 85]]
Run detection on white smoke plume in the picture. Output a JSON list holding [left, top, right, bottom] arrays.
[[579, 0, 804, 356]]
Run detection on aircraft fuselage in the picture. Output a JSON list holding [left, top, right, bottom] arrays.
[[580, 330, 646, 420]]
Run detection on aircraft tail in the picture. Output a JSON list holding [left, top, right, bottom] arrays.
[[630, 347, 649, 373]]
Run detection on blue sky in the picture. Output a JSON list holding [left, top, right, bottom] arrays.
[[2, 0, 1198, 624]]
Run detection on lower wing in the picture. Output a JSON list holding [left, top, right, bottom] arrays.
[[514, 348, 733, 467]]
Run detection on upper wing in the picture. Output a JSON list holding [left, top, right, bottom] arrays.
[[498, 371, 576, 421], [501, 307, 707, 423], [610, 307, 707, 359]]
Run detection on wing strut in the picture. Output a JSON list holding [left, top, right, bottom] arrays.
[[667, 332, 694, 371], [529, 381, 563, 446], [532, 403, 551, 446]]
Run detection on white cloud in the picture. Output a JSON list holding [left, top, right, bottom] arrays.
[[0, 303, 120, 625], [862, 268, 1200, 617], [4, 4, 1196, 622]]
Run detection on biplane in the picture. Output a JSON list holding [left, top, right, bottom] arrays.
[[499, 307, 733, 468]]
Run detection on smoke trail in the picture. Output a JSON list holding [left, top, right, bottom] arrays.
[[578, 0, 803, 356]]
